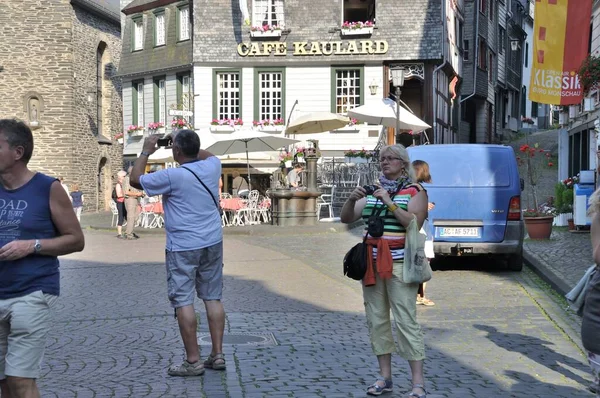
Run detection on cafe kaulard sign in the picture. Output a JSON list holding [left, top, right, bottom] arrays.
[[237, 39, 388, 57]]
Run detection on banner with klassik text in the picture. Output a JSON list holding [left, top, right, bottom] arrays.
[[529, 0, 592, 105]]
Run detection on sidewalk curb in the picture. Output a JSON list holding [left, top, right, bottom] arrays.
[[84, 220, 364, 237], [523, 248, 571, 296]]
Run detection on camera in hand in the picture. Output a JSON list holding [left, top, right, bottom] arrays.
[[157, 137, 172, 147], [363, 185, 379, 195]]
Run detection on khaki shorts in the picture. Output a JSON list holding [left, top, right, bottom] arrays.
[[0, 290, 57, 379], [166, 241, 224, 308]]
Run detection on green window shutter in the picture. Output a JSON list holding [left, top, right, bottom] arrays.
[[176, 74, 183, 107], [132, 82, 138, 125], [153, 78, 159, 122]]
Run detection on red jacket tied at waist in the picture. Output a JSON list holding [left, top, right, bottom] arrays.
[[363, 237, 405, 287]]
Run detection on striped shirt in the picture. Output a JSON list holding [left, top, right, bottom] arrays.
[[361, 183, 424, 260]]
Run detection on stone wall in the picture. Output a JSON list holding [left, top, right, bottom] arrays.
[[0, 0, 75, 179], [72, 4, 123, 212], [0, 1, 122, 213]]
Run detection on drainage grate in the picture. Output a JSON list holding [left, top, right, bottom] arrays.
[[197, 332, 278, 346]]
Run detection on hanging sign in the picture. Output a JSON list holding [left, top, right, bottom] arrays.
[[529, 0, 593, 105]]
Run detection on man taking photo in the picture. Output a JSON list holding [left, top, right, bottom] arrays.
[[130, 130, 225, 376]]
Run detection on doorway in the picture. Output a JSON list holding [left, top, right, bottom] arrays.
[[97, 156, 111, 211]]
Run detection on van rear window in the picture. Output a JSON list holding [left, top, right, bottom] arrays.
[[413, 148, 511, 187]]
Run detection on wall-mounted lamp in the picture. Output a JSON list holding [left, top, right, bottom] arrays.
[[510, 40, 520, 51], [369, 80, 379, 95]]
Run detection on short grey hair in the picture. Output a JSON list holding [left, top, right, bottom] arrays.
[[379, 144, 416, 181], [173, 129, 200, 157]]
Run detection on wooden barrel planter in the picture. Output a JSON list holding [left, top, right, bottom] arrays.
[[524, 216, 554, 239]]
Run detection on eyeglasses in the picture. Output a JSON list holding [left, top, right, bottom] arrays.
[[379, 156, 401, 163]]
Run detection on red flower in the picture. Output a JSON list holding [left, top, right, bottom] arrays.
[[548, 162, 553, 166]]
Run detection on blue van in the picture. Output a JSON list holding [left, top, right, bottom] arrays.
[[407, 144, 525, 271]]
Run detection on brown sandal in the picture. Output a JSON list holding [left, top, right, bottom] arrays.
[[204, 353, 226, 370]]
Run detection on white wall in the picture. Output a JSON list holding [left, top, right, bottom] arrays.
[[522, 17, 535, 124]]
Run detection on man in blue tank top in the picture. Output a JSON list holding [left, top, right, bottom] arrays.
[[0, 119, 85, 397]]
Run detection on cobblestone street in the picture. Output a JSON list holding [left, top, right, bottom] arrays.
[[34, 228, 594, 398]]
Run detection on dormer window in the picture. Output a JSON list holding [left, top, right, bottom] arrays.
[[133, 17, 144, 51], [252, 0, 284, 28], [343, 0, 375, 23]]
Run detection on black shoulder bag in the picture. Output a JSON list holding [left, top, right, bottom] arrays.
[[343, 198, 388, 280], [181, 166, 223, 216]]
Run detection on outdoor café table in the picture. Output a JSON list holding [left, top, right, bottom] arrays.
[[220, 198, 245, 226], [138, 202, 164, 228]]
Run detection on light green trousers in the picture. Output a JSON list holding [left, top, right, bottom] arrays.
[[362, 261, 426, 360]]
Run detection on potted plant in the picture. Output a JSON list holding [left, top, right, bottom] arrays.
[[250, 24, 282, 38], [563, 174, 579, 230], [517, 143, 556, 239], [147, 121, 165, 134], [578, 54, 600, 93], [171, 118, 192, 130], [114, 132, 124, 144], [294, 146, 305, 163], [210, 118, 242, 132], [554, 182, 573, 226], [127, 124, 144, 137], [340, 20, 374, 36], [279, 151, 293, 168], [521, 116, 535, 125], [252, 118, 285, 132]]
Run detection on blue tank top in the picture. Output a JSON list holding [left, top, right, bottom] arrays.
[[0, 173, 60, 299], [71, 191, 83, 207]]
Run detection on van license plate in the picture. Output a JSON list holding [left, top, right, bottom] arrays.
[[440, 227, 479, 237]]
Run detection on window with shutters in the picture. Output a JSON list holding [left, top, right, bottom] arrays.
[[252, 0, 284, 27], [155, 12, 165, 46], [178, 6, 190, 41], [214, 71, 241, 120], [256, 70, 284, 121], [133, 17, 143, 51]]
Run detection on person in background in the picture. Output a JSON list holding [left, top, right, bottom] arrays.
[[122, 166, 143, 240], [583, 188, 600, 396], [412, 160, 435, 307], [287, 163, 304, 189], [115, 171, 127, 239], [70, 184, 84, 222], [340, 144, 428, 398], [0, 119, 85, 398], [130, 130, 226, 377], [231, 171, 248, 197]]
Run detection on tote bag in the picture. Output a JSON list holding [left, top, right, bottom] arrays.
[[403, 215, 433, 284]]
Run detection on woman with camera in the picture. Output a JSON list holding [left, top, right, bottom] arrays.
[[341, 144, 428, 397]]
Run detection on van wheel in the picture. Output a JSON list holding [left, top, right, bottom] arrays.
[[507, 253, 523, 272]]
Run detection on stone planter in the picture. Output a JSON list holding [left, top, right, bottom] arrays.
[[524, 216, 554, 239], [341, 27, 373, 36], [250, 30, 282, 38], [553, 212, 573, 226]]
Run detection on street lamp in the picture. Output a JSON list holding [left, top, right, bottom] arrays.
[[390, 66, 406, 141]]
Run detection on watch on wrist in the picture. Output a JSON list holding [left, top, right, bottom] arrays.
[[140, 151, 150, 157], [387, 203, 399, 212], [33, 239, 42, 254]]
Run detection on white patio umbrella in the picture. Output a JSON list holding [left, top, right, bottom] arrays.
[[285, 112, 350, 135], [205, 131, 300, 191], [347, 98, 431, 132]]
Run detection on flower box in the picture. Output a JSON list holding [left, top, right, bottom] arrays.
[[117, 138, 123, 144], [147, 127, 165, 136], [284, 160, 293, 168], [341, 27, 374, 36], [250, 30, 282, 38], [257, 125, 284, 132], [210, 125, 236, 133], [129, 129, 144, 137]]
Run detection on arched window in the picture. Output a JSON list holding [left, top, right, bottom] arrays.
[[97, 42, 107, 136]]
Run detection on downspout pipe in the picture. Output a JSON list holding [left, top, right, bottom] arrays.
[[460, 0, 479, 104], [432, 0, 449, 144]]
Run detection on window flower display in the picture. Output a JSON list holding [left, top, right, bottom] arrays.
[[210, 118, 243, 127], [127, 125, 143, 133], [171, 118, 192, 129], [147, 121, 164, 131], [340, 21, 374, 36]]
